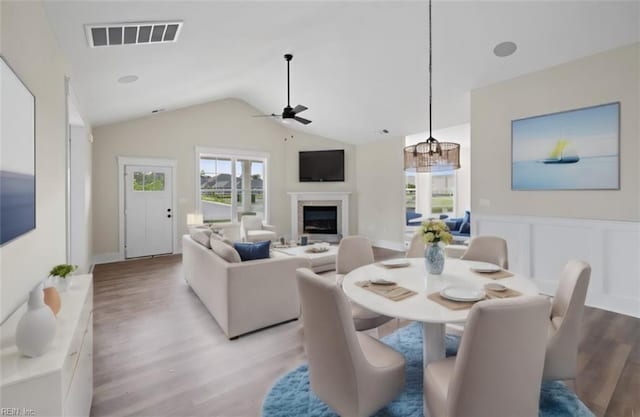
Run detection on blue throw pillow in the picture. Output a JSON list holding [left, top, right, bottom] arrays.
[[233, 240, 271, 262], [462, 210, 471, 224], [445, 219, 462, 231], [459, 222, 471, 234]]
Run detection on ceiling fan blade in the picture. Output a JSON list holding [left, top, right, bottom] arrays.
[[251, 113, 279, 118], [294, 116, 312, 125], [292, 105, 308, 114]]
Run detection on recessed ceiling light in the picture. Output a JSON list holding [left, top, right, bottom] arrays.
[[117, 75, 138, 84], [493, 41, 517, 57]]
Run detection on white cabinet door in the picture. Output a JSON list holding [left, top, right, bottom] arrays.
[[63, 315, 93, 417], [125, 165, 173, 258]]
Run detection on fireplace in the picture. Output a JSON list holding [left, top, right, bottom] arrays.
[[289, 192, 350, 241], [303, 206, 338, 235]]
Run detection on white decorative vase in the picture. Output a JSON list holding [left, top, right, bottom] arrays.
[[16, 284, 57, 358], [56, 276, 71, 292]]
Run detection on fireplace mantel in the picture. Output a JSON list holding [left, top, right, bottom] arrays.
[[288, 192, 351, 241]]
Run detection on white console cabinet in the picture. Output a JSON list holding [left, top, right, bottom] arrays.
[[1, 274, 93, 416]]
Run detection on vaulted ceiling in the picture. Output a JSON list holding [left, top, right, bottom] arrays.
[[44, 1, 639, 143]]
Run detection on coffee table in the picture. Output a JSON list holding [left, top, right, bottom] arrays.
[[273, 245, 337, 273]]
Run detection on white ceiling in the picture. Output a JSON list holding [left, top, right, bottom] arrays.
[[43, 1, 639, 144]]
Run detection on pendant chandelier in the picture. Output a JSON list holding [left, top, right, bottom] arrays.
[[404, 0, 460, 173]]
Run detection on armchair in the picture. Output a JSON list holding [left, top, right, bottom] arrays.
[[240, 214, 277, 242]]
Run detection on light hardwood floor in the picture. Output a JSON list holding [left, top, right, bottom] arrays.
[[91, 252, 639, 417]]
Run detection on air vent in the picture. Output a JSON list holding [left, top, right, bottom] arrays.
[[85, 21, 182, 47]]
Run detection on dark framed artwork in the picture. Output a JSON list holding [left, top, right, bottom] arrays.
[[512, 102, 620, 190], [1, 56, 36, 245]]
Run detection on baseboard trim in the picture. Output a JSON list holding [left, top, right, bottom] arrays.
[[92, 252, 123, 265], [372, 240, 406, 252]]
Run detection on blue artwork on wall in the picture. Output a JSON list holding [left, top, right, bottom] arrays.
[[512, 102, 620, 190], [1, 56, 36, 245]]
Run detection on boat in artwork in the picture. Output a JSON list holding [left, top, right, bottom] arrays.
[[539, 140, 580, 164]]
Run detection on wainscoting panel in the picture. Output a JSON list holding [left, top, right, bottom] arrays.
[[603, 229, 640, 300], [473, 214, 640, 318]]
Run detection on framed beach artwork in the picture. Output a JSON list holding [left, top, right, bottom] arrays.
[[512, 102, 620, 191], [1, 56, 36, 245]]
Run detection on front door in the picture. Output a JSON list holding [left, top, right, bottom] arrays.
[[124, 165, 173, 258]]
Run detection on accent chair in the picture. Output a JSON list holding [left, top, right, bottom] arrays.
[[240, 214, 277, 242]]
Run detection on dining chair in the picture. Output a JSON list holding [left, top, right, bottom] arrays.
[[296, 268, 406, 417], [335, 236, 393, 332], [406, 231, 424, 258], [424, 295, 550, 417], [543, 260, 591, 381], [460, 236, 509, 269]]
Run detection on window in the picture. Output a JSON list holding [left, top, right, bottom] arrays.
[[133, 171, 165, 191], [405, 170, 456, 223], [197, 149, 268, 223], [405, 172, 416, 216], [430, 171, 455, 215]]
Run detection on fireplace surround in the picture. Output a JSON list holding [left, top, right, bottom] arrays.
[[288, 192, 350, 242]]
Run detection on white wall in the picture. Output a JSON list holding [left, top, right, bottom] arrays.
[[470, 43, 640, 317], [0, 0, 69, 322], [69, 125, 92, 273], [355, 136, 405, 250], [91, 98, 357, 261]]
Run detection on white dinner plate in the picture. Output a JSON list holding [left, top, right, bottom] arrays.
[[467, 261, 502, 273], [440, 286, 486, 302], [484, 282, 507, 292], [380, 259, 410, 268]]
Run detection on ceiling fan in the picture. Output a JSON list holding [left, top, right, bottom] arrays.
[[254, 54, 311, 125]]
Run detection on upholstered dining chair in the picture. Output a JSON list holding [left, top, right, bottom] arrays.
[[296, 268, 406, 417], [543, 260, 591, 381], [335, 236, 394, 332], [406, 231, 424, 258], [240, 214, 277, 242], [460, 236, 509, 269], [424, 295, 550, 417]]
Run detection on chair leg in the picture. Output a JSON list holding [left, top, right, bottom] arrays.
[[362, 327, 380, 339]]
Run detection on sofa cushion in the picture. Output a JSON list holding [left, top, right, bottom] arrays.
[[246, 230, 277, 242], [210, 233, 235, 247], [462, 210, 471, 225], [233, 241, 271, 262], [459, 222, 471, 234], [190, 228, 212, 248], [210, 239, 241, 263], [445, 219, 462, 232]]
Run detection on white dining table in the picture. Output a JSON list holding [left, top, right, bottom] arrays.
[[342, 258, 540, 369]]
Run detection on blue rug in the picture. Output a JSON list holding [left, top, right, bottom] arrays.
[[262, 322, 594, 417]]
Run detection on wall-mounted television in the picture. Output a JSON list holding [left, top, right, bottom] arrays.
[[299, 149, 345, 182]]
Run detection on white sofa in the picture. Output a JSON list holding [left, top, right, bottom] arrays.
[[182, 234, 310, 339]]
